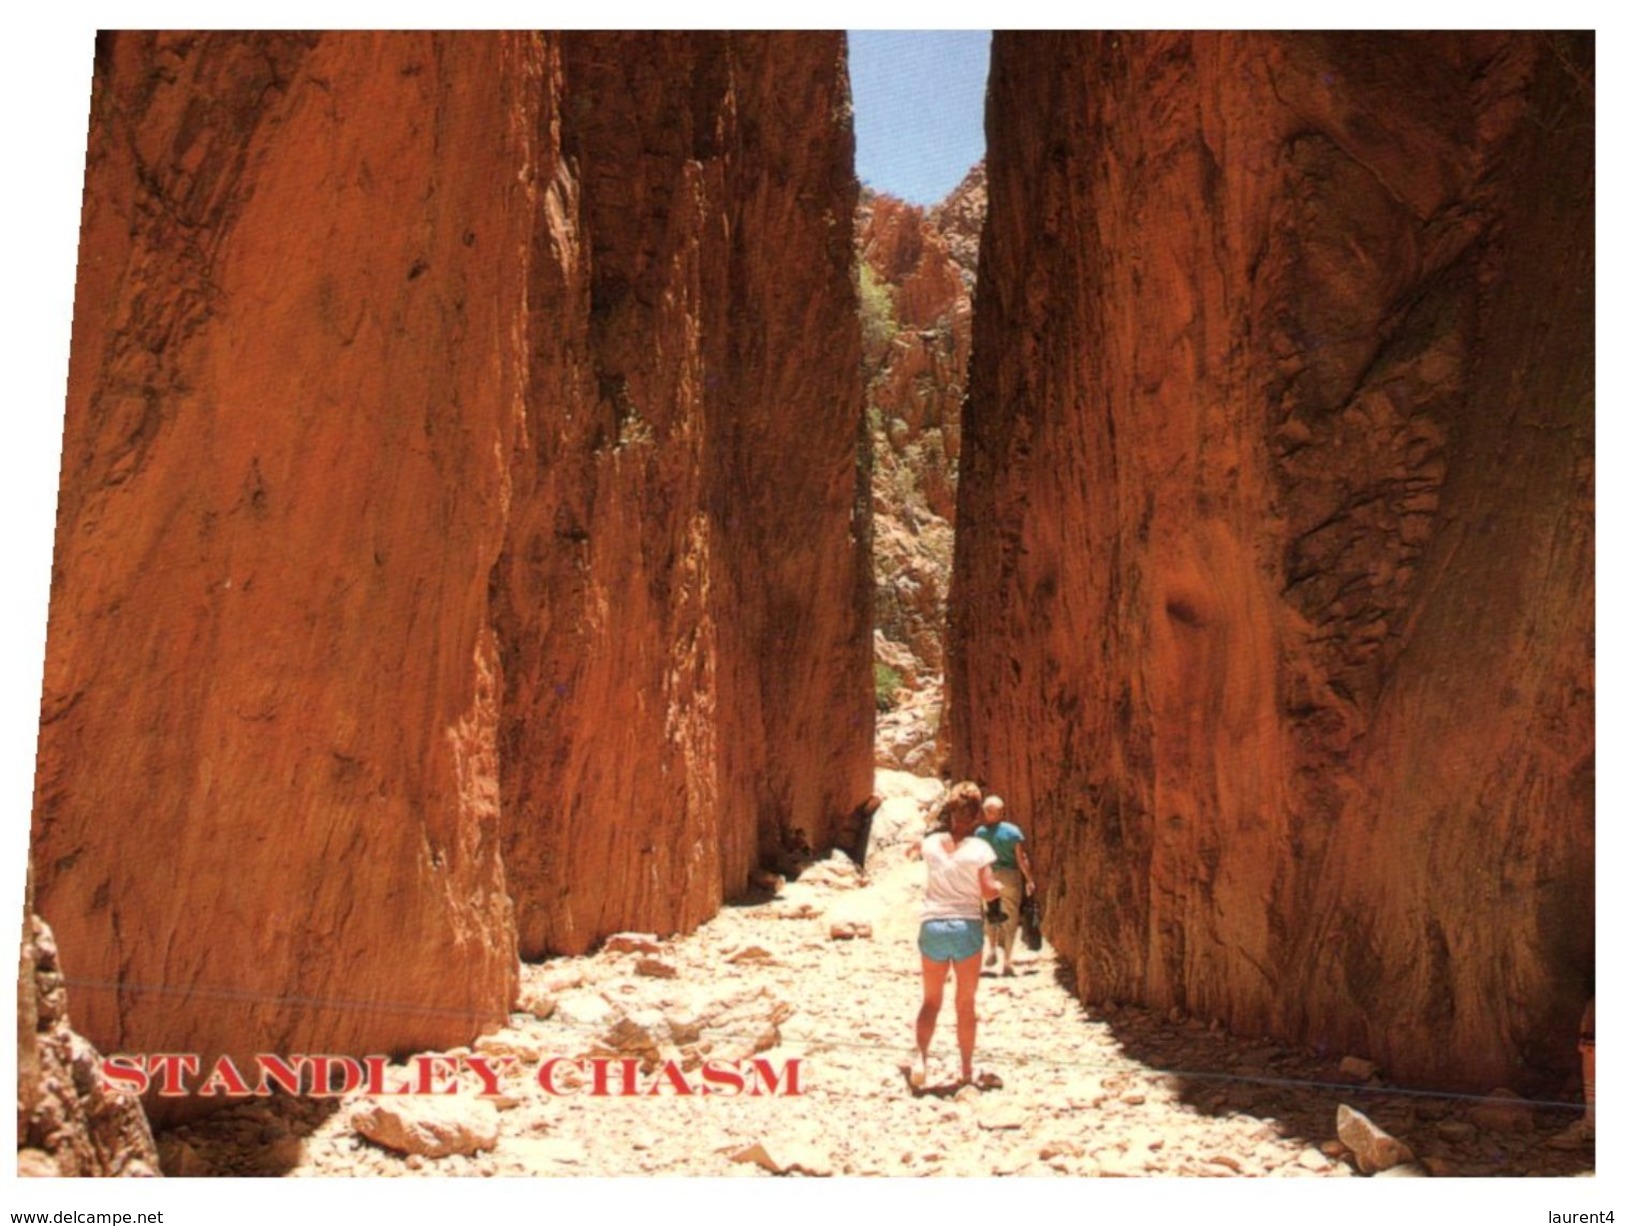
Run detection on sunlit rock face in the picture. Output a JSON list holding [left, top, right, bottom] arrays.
[[36, 33, 530, 1121], [949, 31, 1592, 1094], [858, 188, 976, 687], [927, 161, 986, 292], [32, 29, 871, 1121]]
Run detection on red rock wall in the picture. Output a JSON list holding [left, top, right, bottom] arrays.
[[35, 33, 529, 1109], [32, 29, 871, 1110], [708, 34, 873, 884], [948, 32, 1593, 1093], [495, 32, 872, 956]]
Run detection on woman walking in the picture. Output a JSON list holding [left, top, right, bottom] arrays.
[[911, 781, 1001, 1089]]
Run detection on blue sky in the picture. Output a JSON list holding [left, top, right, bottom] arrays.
[[848, 30, 991, 206]]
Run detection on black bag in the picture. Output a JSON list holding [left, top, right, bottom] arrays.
[[1020, 891, 1042, 950]]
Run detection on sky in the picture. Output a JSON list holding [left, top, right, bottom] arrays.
[[848, 30, 991, 205]]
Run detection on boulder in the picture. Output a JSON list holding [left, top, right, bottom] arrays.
[[1335, 1104, 1415, 1174], [351, 1098, 500, 1159]]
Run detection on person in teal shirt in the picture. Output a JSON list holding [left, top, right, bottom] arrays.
[[973, 795, 1034, 976]]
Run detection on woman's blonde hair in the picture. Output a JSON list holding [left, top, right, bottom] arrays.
[[930, 781, 984, 833]]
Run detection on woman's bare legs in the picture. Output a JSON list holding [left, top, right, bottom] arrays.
[[916, 955, 951, 1081], [951, 951, 984, 1082]]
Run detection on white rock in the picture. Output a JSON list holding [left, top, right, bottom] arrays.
[[1295, 1147, 1334, 1173], [501, 1136, 588, 1168], [867, 795, 927, 850], [552, 990, 618, 1028], [1095, 1151, 1141, 1177], [977, 1102, 1027, 1130], [778, 1143, 833, 1176], [798, 852, 860, 889], [515, 984, 556, 1019], [1335, 1104, 1414, 1174]]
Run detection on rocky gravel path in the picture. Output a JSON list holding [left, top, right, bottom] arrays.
[[158, 771, 1594, 1180]]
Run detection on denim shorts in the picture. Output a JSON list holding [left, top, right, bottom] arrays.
[[918, 918, 985, 964]]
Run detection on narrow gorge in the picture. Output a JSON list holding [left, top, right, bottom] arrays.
[[20, 30, 1592, 1178], [861, 165, 983, 774]]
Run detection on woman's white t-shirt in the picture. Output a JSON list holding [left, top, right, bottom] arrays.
[[920, 832, 996, 921]]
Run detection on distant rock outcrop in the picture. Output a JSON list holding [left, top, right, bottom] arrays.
[[858, 172, 983, 711], [858, 171, 984, 773], [927, 160, 987, 290], [949, 31, 1593, 1095]]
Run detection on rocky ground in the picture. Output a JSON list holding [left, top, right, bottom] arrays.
[[874, 674, 943, 775], [155, 771, 1594, 1179]]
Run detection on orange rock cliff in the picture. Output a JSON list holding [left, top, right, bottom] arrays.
[[29, 31, 871, 1119], [947, 31, 1593, 1094]]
